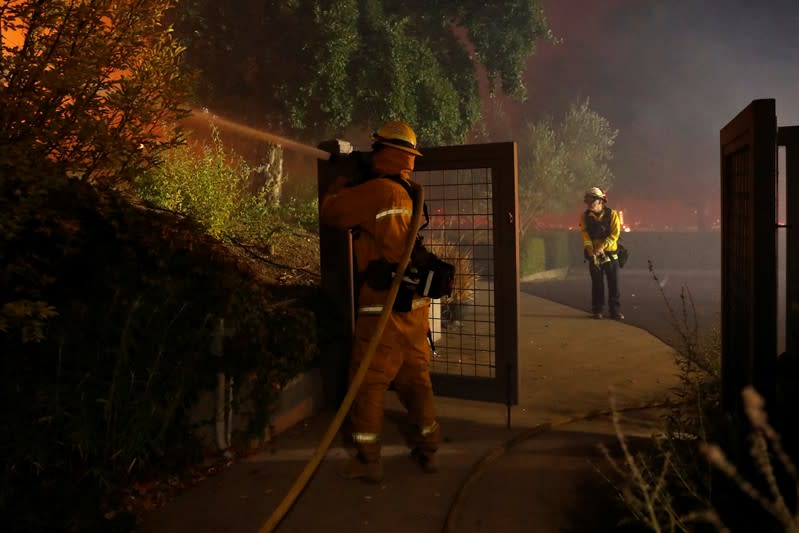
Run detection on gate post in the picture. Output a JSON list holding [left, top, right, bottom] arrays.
[[316, 143, 358, 408], [719, 99, 777, 416]]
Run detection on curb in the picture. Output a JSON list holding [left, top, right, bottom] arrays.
[[520, 267, 570, 283]]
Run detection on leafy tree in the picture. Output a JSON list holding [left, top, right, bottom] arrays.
[[173, 0, 551, 145], [518, 99, 618, 236], [0, 0, 192, 184]]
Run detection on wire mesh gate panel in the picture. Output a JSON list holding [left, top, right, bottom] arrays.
[[720, 99, 777, 414], [419, 168, 495, 377], [415, 142, 519, 404]]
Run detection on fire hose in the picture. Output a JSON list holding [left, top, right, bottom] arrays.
[[254, 172, 674, 531], [440, 398, 676, 532], [257, 181, 426, 533]]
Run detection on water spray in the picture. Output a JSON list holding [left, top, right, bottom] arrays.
[[188, 108, 332, 161]]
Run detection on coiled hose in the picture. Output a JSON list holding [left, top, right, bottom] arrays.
[[257, 181, 426, 533]]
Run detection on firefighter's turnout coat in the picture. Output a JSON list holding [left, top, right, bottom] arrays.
[[320, 147, 439, 462], [579, 205, 623, 316], [580, 206, 621, 257]]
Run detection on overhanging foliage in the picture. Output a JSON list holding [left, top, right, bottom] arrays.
[[173, 0, 551, 144]]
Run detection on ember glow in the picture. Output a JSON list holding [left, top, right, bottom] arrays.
[[535, 194, 720, 232]]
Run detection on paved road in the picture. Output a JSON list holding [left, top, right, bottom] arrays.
[[521, 267, 722, 351]]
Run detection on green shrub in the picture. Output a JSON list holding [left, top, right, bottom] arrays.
[[543, 231, 570, 270], [280, 193, 320, 235], [135, 129, 244, 238], [520, 236, 546, 276], [134, 128, 310, 247]]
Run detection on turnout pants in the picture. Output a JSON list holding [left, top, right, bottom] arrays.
[[588, 258, 621, 315], [348, 304, 439, 463]]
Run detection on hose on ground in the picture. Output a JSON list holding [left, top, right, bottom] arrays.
[[441, 399, 677, 533], [258, 181, 426, 533]]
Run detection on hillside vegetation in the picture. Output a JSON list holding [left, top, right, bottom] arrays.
[[0, 161, 331, 531]]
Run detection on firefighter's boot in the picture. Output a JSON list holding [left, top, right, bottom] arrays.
[[338, 455, 383, 484], [410, 419, 440, 474], [410, 447, 438, 474]]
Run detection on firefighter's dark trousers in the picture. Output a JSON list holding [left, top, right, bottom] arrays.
[[348, 304, 439, 463], [588, 258, 621, 315]]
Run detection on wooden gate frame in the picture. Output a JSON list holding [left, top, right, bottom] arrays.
[[778, 126, 799, 359], [719, 99, 777, 415]]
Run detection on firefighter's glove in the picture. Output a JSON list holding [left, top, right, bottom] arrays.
[[583, 245, 593, 260], [594, 243, 605, 255]]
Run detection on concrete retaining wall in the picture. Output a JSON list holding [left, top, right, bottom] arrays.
[[190, 368, 326, 456]]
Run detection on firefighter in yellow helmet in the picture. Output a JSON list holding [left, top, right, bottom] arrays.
[[320, 120, 439, 483], [579, 186, 624, 320]]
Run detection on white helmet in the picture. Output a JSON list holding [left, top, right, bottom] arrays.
[[584, 186, 607, 202]]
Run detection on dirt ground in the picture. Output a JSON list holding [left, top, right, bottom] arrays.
[[243, 229, 322, 286]]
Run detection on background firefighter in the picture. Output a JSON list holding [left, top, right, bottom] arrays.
[[319, 121, 440, 483], [579, 186, 625, 320]]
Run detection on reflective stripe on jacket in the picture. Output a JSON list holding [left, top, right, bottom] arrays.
[[320, 165, 427, 310], [359, 297, 431, 315]]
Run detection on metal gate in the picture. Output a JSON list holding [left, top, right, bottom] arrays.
[[414, 142, 519, 404], [720, 99, 777, 414], [317, 142, 519, 405]]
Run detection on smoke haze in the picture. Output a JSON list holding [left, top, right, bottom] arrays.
[[500, 0, 799, 216]]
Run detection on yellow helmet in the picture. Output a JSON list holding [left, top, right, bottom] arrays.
[[372, 120, 423, 156]]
